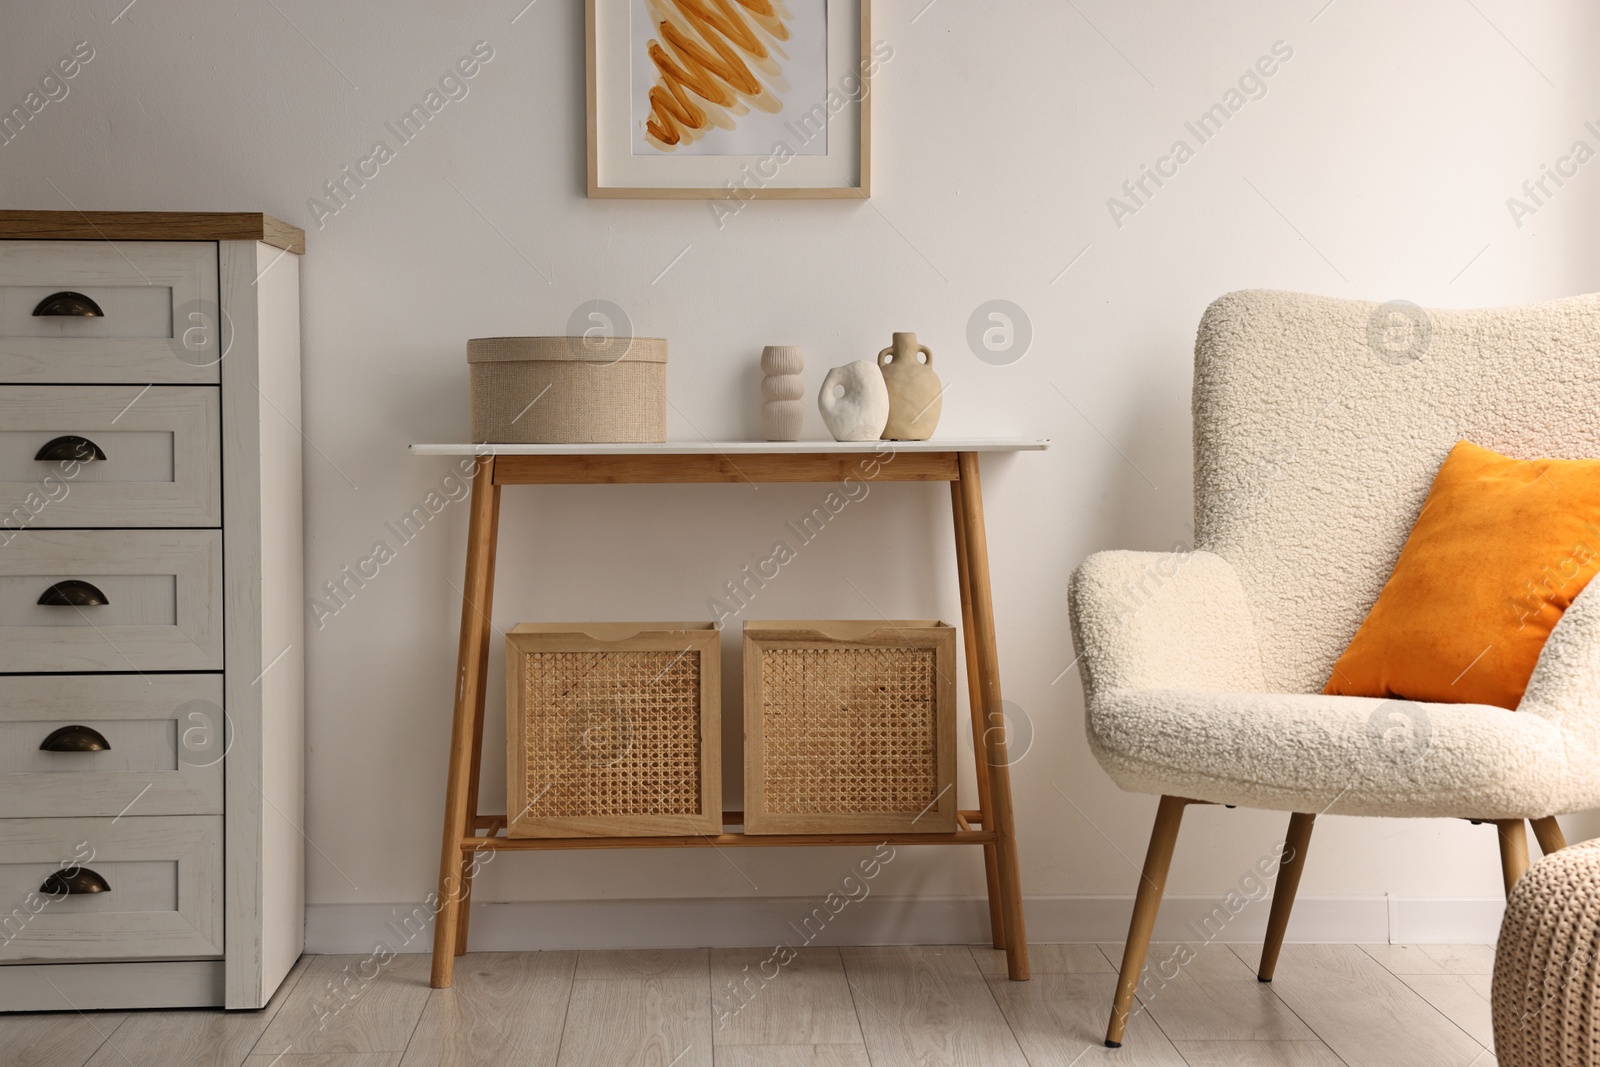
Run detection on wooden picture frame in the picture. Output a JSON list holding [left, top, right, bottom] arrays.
[[743, 620, 957, 835], [586, 0, 874, 199]]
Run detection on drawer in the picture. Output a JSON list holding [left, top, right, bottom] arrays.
[[0, 241, 219, 384], [0, 530, 222, 672], [0, 386, 220, 528], [0, 676, 223, 818], [0, 816, 222, 962]]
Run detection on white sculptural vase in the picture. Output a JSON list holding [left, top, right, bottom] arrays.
[[818, 359, 890, 442]]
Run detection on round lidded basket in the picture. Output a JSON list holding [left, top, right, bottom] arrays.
[[467, 336, 667, 443]]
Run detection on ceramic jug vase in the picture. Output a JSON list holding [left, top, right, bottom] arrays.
[[878, 332, 942, 440]]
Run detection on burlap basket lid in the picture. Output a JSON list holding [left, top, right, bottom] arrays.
[[467, 336, 667, 364]]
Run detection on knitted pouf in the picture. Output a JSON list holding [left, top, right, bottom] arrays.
[[1492, 838, 1600, 1066]]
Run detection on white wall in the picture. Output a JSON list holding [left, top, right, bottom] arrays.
[[8, 0, 1600, 947]]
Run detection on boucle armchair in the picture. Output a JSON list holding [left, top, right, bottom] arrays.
[[1069, 289, 1600, 1048]]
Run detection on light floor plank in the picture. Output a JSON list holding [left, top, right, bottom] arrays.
[[1359, 944, 1496, 975], [986, 972, 1186, 1066], [556, 977, 711, 1067], [1397, 973, 1495, 1049], [0, 946, 1520, 1067], [86, 953, 311, 1067], [1097, 942, 1314, 1042], [1171, 1040, 1345, 1066], [574, 948, 707, 980], [840, 946, 1029, 1067], [714, 1047, 871, 1067], [0, 1012, 128, 1067], [1237, 944, 1487, 1067], [971, 942, 1111, 977], [242, 1056, 402, 1067], [399, 951, 576, 1067], [257, 953, 432, 1055], [90, 1009, 281, 1067], [710, 947, 863, 1046]]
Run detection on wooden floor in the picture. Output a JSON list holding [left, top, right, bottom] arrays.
[[9, 942, 1501, 1066]]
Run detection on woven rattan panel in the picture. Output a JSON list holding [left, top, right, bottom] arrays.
[[520, 649, 701, 818], [759, 646, 938, 814]]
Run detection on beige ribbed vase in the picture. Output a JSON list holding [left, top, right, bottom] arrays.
[[760, 345, 805, 441], [1492, 837, 1600, 1066]]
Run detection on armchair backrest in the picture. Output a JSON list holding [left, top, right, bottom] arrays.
[[1193, 289, 1600, 693]]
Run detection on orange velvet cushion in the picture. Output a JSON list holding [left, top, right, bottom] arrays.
[[1324, 440, 1600, 710]]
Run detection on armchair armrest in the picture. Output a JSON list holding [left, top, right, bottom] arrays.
[[1069, 549, 1267, 696], [1519, 580, 1600, 755]]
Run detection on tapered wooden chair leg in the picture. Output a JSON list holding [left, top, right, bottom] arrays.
[[1495, 819, 1531, 897], [1531, 816, 1567, 856], [1258, 812, 1315, 982], [1106, 795, 1190, 1048]]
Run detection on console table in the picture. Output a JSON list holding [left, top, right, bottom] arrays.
[[409, 439, 1049, 987]]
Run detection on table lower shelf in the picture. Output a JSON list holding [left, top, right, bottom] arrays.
[[459, 811, 994, 851]]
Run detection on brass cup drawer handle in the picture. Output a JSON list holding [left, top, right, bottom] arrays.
[[40, 868, 110, 896], [39, 724, 111, 752], [37, 580, 109, 607], [35, 436, 106, 462], [32, 291, 104, 317]]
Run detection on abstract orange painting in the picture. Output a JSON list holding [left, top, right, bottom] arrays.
[[586, 0, 876, 198], [634, 0, 826, 156]]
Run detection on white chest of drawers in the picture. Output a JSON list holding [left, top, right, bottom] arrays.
[[0, 212, 306, 1011]]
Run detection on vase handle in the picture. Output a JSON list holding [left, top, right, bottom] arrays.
[[917, 344, 933, 365], [876, 346, 895, 366]]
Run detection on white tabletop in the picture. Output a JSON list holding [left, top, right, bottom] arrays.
[[410, 439, 1050, 456]]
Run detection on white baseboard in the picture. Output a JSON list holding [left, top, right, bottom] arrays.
[[304, 894, 1505, 955]]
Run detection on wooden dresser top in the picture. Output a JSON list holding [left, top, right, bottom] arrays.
[[0, 211, 304, 254]]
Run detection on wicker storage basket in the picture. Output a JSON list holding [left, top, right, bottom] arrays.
[[468, 336, 666, 444], [506, 623, 719, 838], [743, 621, 957, 835]]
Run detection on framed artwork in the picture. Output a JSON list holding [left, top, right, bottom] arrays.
[[586, 0, 875, 200]]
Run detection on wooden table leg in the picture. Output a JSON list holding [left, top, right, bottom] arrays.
[[952, 482, 1006, 951], [454, 704, 488, 956], [955, 452, 1030, 980], [431, 456, 502, 988]]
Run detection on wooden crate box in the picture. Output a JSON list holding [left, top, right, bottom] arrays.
[[743, 620, 957, 835], [506, 623, 720, 837]]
